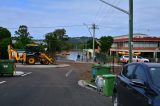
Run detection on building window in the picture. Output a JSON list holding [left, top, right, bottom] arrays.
[[158, 43, 160, 47]]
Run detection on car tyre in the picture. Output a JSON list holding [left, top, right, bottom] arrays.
[[144, 61, 148, 62]]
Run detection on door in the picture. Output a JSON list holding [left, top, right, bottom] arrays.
[[117, 64, 137, 106], [127, 65, 149, 106]]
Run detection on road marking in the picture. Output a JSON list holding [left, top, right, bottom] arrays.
[[0, 81, 6, 84], [21, 72, 32, 77], [65, 70, 72, 77]]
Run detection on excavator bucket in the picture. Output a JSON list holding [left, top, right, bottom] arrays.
[[40, 53, 55, 64]]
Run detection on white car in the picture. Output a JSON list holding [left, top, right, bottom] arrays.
[[120, 55, 149, 63]]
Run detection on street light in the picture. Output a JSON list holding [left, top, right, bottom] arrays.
[[99, 0, 133, 63]]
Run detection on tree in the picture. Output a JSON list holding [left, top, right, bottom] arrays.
[[87, 39, 98, 49], [0, 27, 11, 59], [14, 25, 33, 49], [0, 27, 11, 40], [15, 25, 30, 37], [61, 42, 72, 52], [53, 29, 66, 39], [100, 36, 113, 54], [44, 28, 70, 56], [45, 32, 61, 53]]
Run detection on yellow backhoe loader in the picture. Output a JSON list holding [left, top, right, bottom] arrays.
[[8, 44, 55, 65]]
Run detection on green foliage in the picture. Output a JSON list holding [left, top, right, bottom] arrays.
[[77, 43, 84, 51], [0, 27, 11, 59], [45, 32, 61, 53], [53, 29, 66, 39], [39, 44, 47, 52], [0, 27, 11, 40], [0, 38, 11, 59], [44, 28, 70, 55], [14, 25, 33, 49], [100, 36, 113, 53], [67, 37, 92, 50], [87, 39, 98, 49], [14, 36, 33, 49], [61, 42, 72, 52], [15, 25, 30, 37], [13, 40, 24, 49]]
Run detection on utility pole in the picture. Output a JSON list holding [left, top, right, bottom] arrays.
[[91, 24, 98, 62], [83, 23, 93, 37], [99, 0, 133, 63], [129, 0, 133, 63]]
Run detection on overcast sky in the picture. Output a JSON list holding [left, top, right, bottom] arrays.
[[0, 0, 160, 39]]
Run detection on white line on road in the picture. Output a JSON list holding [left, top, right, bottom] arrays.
[[21, 72, 32, 77], [0, 81, 6, 84], [65, 70, 73, 77]]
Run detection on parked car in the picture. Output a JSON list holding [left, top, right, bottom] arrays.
[[112, 62, 160, 106], [120, 55, 149, 64]]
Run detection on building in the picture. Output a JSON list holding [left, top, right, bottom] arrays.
[[83, 48, 100, 60], [110, 34, 160, 58]]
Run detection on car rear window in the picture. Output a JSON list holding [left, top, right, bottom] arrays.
[[137, 56, 142, 59], [133, 56, 136, 58], [124, 55, 129, 58], [149, 67, 160, 89]]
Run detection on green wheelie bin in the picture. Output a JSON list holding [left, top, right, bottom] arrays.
[[102, 74, 116, 96], [92, 64, 101, 78], [92, 64, 111, 78], [96, 65, 110, 76], [0, 60, 16, 76]]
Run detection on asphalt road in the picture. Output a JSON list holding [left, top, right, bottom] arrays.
[[0, 65, 112, 106]]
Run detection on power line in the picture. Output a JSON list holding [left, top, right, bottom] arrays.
[[97, 0, 125, 35], [97, 0, 121, 25], [83, 23, 93, 37], [7, 24, 92, 29], [95, 0, 118, 24], [93, 1, 106, 23]]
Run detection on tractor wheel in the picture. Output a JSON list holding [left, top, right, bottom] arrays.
[[40, 60, 49, 65], [43, 60, 49, 65], [40, 61, 44, 64], [27, 56, 36, 65]]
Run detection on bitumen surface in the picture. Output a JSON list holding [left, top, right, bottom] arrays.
[[0, 64, 112, 106]]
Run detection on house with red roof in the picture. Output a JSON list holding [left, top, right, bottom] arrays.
[[110, 34, 160, 58]]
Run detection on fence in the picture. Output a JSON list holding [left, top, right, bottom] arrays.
[[95, 53, 120, 64], [95, 53, 122, 75]]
